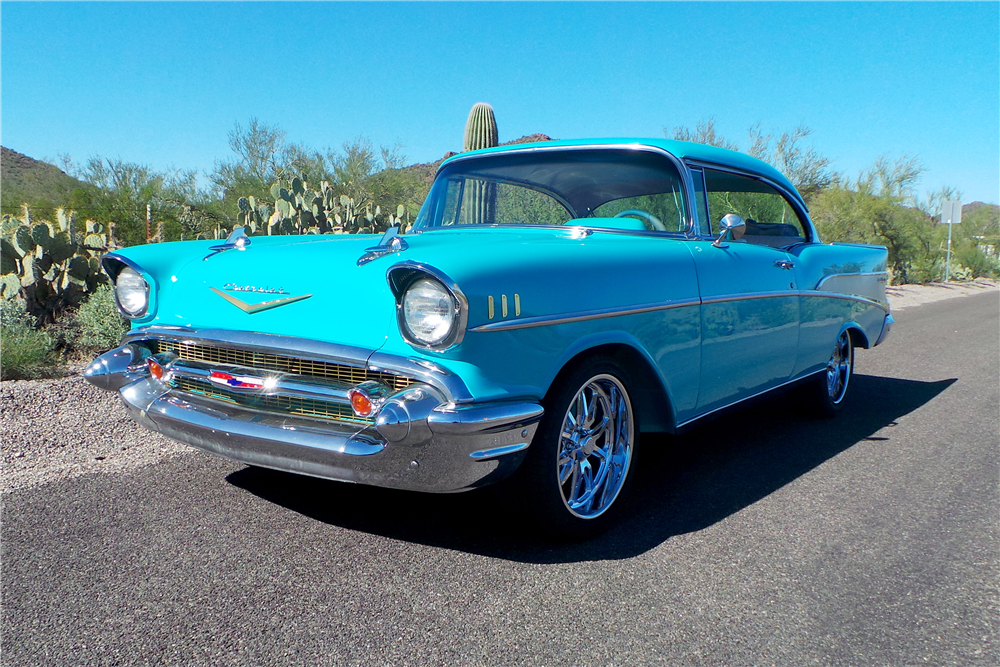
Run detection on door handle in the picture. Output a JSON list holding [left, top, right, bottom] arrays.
[[774, 260, 795, 270]]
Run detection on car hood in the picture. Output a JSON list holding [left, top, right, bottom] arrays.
[[113, 226, 700, 354], [117, 234, 398, 349]]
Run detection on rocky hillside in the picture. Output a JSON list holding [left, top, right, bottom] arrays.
[[1, 147, 89, 216]]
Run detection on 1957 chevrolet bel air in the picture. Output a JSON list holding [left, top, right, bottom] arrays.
[[85, 139, 892, 537]]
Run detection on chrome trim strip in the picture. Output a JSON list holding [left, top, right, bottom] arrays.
[[797, 290, 890, 313], [469, 297, 702, 332], [470, 289, 888, 334], [469, 442, 530, 460], [122, 326, 475, 404], [677, 368, 826, 430], [699, 291, 798, 305], [814, 271, 889, 290]]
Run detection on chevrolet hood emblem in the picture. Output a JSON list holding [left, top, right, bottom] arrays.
[[210, 287, 312, 314]]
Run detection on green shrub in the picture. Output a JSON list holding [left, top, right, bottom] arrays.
[[76, 284, 129, 351], [1, 299, 59, 380], [955, 245, 1000, 279]]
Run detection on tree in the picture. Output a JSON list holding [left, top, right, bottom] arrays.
[[668, 119, 832, 203], [71, 158, 201, 247], [667, 117, 739, 151]]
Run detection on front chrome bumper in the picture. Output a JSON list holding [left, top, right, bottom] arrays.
[[85, 338, 543, 493]]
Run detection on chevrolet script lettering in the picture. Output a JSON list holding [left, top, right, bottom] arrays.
[[223, 283, 289, 295]]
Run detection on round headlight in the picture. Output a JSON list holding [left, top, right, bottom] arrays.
[[115, 266, 149, 317], [402, 278, 456, 346]]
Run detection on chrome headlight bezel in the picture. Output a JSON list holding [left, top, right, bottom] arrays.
[[112, 265, 150, 319], [387, 263, 468, 351]]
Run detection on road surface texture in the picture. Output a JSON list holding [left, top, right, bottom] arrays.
[[2, 292, 997, 666]]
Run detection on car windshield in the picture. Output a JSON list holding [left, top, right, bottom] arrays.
[[412, 148, 688, 233]]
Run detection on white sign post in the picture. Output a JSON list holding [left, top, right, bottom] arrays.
[[941, 200, 962, 282]]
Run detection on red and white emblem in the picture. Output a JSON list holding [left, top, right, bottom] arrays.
[[209, 371, 265, 389]]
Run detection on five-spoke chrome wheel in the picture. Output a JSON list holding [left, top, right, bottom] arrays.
[[556, 374, 634, 519], [825, 330, 853, 405]]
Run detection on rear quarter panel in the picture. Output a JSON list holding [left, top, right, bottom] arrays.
[[789, 242, 889, 376]]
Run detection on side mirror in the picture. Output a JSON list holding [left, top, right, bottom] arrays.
[[712, 214, 746, 248]]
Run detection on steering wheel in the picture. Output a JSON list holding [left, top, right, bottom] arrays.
[[614, 209, 667, 232]]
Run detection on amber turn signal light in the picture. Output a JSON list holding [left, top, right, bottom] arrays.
[[348, 388, 374, 417], [147, 357, 165, 380]]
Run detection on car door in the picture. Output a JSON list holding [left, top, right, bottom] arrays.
[[688, 167, 804, 414]]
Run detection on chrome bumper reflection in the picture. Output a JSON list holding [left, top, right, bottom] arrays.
[[88, 345, 542, 493]]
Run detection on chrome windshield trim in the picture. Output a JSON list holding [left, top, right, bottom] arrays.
[[122, 326, 474, 404], [469, 298, 702, 332], [435, 143, 698, 236]]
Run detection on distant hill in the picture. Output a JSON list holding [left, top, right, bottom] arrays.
[[963, 201, 999, 217], [1, 147, 89, 216]]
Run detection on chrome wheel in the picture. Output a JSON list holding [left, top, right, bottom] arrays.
[[556, 374, 634, 519], [825, 330, 853, 405]]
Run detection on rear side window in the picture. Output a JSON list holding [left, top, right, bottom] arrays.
[[703, 169, 809, 247]]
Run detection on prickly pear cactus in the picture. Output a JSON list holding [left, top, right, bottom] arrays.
[[0, 207, 111, 323]]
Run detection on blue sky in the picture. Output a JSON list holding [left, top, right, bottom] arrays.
[[2, 2, 997, 204]]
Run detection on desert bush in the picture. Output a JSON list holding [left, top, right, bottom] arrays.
[[76, 284, 129, 351], [1, 298, 59, 380], [955, 244, 1000, 278]]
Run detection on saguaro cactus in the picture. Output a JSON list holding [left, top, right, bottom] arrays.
[[463, 102, 499, 152], [462, 103, 499, 224]]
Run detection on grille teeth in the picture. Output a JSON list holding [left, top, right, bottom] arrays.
[[148, 340, 412, 391], [170, 377, 372, 425]]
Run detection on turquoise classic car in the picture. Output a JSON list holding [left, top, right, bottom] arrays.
[[85, 139, 892, 538]]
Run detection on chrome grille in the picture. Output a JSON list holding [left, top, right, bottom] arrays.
[[170, 376, 372, 425], [148, 340, 412, 391]]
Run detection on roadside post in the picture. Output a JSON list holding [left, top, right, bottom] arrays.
[[941, 200, 962, 282]]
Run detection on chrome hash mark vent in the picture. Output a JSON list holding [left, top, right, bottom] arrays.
[[148, 340, 413, 391], [170, 376, 373, 425]]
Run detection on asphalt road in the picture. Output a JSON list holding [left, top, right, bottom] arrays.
[[3, 292, 997, 666]]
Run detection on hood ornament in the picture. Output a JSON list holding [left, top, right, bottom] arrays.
[[358, 226, 409, 266], [204, 226, 252, 261]]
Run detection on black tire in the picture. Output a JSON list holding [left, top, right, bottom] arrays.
[[512, 356, 639, 540], [805, 329, 854, 418]]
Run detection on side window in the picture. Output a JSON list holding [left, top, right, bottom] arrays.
[[704, 169, 808, 246]]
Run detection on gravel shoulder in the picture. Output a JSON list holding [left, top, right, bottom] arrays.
[[0, 375, 186, 494], [2, 279, 997, 495]]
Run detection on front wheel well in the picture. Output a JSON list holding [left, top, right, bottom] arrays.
[[546, 343, 675, 434]]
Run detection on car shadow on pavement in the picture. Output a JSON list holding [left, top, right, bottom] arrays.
[[226, 374, 955, 563]]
